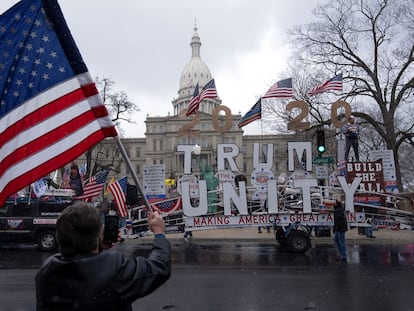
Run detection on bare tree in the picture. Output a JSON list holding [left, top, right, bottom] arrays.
[[84, 77, 139, 178], [96, 78, 139, 123], [287, 0, 414, 190]]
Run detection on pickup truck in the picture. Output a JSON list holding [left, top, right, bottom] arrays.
[[0, 190, 74, 251]]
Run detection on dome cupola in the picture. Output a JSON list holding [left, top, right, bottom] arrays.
[[178, 23, 212, 97]]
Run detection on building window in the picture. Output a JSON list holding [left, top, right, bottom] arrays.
[[160, 140, 163, 151], [153, 140, 157, 151], [160, 159, 163, 164], [153, 159, 157, 165], [136, 164, 140, 174], [136, 147, 141, 158]]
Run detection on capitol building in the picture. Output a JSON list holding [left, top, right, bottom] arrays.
[[83, 25, 315, 184]]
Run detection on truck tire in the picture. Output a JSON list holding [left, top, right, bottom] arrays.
[[37, 231, 58, 251], [286, 230, 311, 253]]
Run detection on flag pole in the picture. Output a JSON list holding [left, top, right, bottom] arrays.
[[113, 135, 153, 215]]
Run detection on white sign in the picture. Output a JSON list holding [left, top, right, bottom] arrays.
[[185, 212, 365, 230], [143, 164, 166, 198], [177, 175, 199, 198], [315, 165, 329, 179], [369, 149, 397, 192], [178, 142, 363, 216]]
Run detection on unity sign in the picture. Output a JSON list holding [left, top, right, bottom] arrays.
[[177, 142, 364, 217]]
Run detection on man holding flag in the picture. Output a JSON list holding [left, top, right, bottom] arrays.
[[0, 0, 171, 309]]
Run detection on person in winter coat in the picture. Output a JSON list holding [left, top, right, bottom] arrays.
[[342, 115, 360, 161], [333, 196, 348, 261], [35, 202, 170, 311]]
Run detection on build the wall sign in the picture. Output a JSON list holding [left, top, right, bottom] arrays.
[[346, 161, 384, 205]]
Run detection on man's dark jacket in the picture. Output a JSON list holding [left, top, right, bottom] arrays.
[[35, 235, 170, 311], [333, 201, 348, 233]]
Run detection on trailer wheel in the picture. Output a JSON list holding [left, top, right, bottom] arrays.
[[286, 230, 311, 253]]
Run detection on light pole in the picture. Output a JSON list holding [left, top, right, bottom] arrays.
[[193, 144, 201, 174]]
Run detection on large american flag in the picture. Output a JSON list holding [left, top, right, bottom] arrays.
[[309, 73, 343, 96], [185, 83, 199, 116], [0, 0, 117, 205], [108, 176, 128, 218], [262, 78, 293, 99], [75, 170, 109, 201]]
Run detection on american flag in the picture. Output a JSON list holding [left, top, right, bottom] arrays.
[[262, 78, 293, 99], [75, 170, 109, 201], [198, 79, 218, 102], [185, 83, 199, 116], [0, 0, 117, 206], [238, 98, 261, 128], [108, 176, 128, 218], [309, 73, 343, 96]]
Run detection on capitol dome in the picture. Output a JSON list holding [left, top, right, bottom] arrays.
[[172, 23, 221, 116], [178, 25, 213, 97]]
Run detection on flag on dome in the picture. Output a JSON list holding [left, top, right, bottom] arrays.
[[108, 176, 128, 218], [262, 78, 293, 99], [185, 84, 200, 116], [238, 98, 262, 128], [309, 73, 343, 96], [0, 0, 117, 206], [198, 79, 218, 103]]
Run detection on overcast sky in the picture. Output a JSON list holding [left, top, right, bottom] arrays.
[[1, 0, 323, 137]]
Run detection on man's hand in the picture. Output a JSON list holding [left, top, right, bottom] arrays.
[[148, 211, 166, 235]]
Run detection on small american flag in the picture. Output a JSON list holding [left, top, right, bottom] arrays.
[[185, 83, 200, 116], [262, 78, 293, 99], [309, 73, 343, 96], [198, 79, 218, 102], [0, 0, 117, 205], [108, 176, 128, 218], [75, 170, 109, 201], [238, 98, 261, 128]]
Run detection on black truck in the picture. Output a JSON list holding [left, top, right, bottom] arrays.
[[0, 190, 74, 251]]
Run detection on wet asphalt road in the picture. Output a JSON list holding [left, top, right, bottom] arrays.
[[0, 239, 414, 311]]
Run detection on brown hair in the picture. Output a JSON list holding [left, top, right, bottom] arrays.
[[56, 201, 103, 258]]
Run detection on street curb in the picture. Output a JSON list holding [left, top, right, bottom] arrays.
[[131, 227, 414, 246]]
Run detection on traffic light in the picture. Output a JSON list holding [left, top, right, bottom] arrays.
[[316, 129, 326, 154]]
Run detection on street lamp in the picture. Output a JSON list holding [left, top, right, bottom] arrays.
[[193, 144, 201, 155], [192, 144, 201, 174]]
